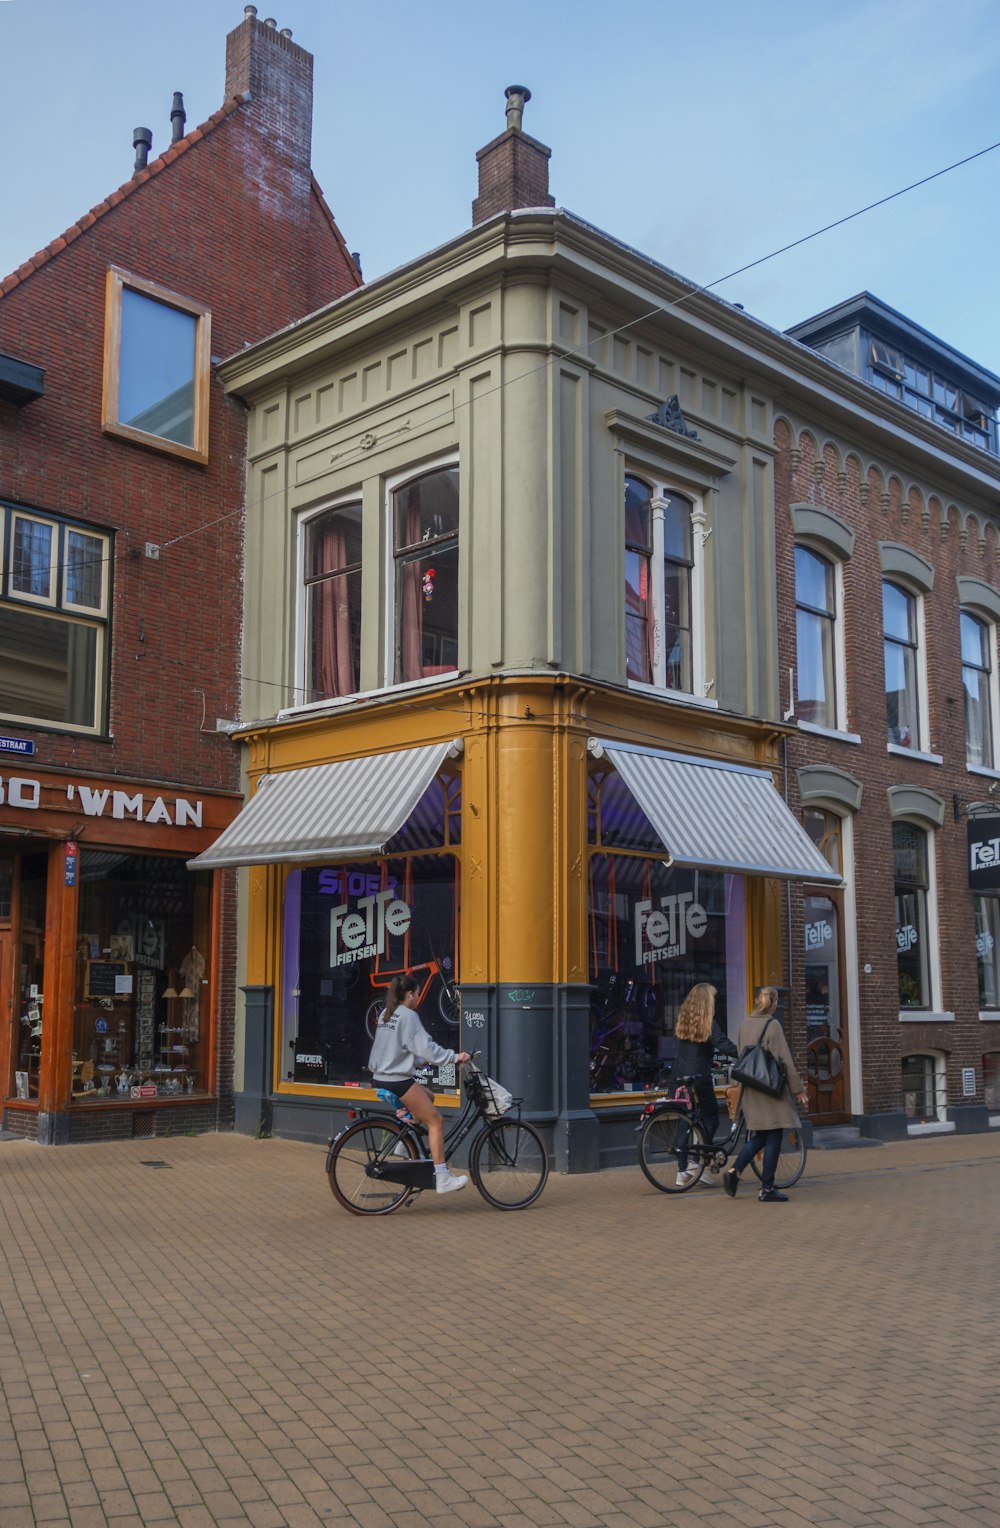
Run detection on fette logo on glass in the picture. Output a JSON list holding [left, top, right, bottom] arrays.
[[634, 894, 707, 965], [329, 888, 411, 967]]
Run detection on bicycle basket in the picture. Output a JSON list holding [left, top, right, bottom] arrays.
[[469, 1069, 514, 1117]]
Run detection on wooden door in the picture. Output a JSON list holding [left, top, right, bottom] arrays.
[[803, 891, 850, 1123]]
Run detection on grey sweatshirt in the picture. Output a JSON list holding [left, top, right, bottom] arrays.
[[368, 1007, 458, 1081]]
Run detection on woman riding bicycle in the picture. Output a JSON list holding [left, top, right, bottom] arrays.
[[368, 973, 472, 1196], [672, 982, 737, 1188]]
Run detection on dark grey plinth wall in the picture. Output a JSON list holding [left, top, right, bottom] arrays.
[[461, 982, 600, 1172], [237, 985, 274, 1136]]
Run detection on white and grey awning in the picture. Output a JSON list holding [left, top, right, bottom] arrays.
[[588, 738, 838, 883], [188, 740, 462, 871]]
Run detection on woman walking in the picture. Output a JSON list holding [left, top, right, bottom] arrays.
[[672, 982, 736, 1187], [723, 986, 809, 1203]]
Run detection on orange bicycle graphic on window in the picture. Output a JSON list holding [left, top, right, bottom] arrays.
[[362, 859, 461, 1038]]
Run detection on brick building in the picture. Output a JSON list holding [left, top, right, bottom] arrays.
[[0, 8, 359, 1143], [777, 296, 1000, 1138]]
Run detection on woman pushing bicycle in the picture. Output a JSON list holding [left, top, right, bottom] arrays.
[[368, 973, 473, 1196], [672, 982, 737, 1187]]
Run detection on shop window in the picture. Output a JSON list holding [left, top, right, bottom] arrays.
[[975, 895, 1000, 1011], [894, 823, 931, 1010], [984, 1052, 1000, 1110], [901, 1051, 947, 1123], [392, 465, 459, 685], [624, 474, 698, 694], [961, 610, 997, 769], [300, 501, 363, 702], [10, 853, 47, 1101], [795, 547, 842, 729], [883, 580, 925, 750], [0, 502, 110, 733], [588, 853, 741, 1094], [282, 853, 459, 1090], [102, 267, 211, 464], [71, 852, 212, 1103]]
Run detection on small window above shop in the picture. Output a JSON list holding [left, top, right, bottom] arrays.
[[102, 267, 211, 464]]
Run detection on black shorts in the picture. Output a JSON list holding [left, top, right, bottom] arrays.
[[372, 1077, 417, 1103]]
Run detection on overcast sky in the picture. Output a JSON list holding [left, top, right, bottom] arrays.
[[3, 0, 1000, 371]]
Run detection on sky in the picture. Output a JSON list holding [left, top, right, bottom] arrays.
[[3, 0, 1000, 371]]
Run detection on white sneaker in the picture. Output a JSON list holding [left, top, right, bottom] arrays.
[[435, 1169, 468, 1195], [675, 1170, 694, 1188]]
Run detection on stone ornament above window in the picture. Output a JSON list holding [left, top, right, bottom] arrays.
[[646, 395, 699, 440], [790, 504, 856, 561], [879, 541, 935, 593]]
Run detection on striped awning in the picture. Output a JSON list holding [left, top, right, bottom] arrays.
[[188, 741, 462, 870], [589, 738, 838, 882]]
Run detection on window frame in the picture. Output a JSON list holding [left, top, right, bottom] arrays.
[[892, 819, 945, 1018], [883, 578, 931, 754], [294, 495, 364, 707], [974, 893, 1000, 1016], [794, 545, 847, 733], [960, 608, 1000, 771], [0, 500, 112, 735], [623, 470, 708, 703], [384, 457, 460, 691], [102, 266, 212, 465]]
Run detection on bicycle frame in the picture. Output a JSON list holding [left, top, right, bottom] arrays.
[[334, 1085, 519, 1191]]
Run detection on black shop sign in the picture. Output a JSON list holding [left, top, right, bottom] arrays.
[[967, 816, 1000, 890]]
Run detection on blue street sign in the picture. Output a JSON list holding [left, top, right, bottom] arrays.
[[0, 736, 35, 756]]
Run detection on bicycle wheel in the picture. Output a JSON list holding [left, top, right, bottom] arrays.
[[437, 978, 461, 1027], [328, 1119, 418, 1215], [748, 1126, 808, 1190], [638, 1109, 709, 1193], [365, 1000, 383, 1039], [469, 1118, 548, 1209]]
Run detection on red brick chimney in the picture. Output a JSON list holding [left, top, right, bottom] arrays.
[[225, 6, 313, 167], [472, 86, 555, 225]]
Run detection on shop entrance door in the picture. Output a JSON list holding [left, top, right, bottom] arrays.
[[803, 891, 850, 1123]]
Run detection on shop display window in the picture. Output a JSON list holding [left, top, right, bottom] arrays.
[[282, 853, 459, 1090], [71, 852, 212, 1103], [12, 853, 47, 1100]]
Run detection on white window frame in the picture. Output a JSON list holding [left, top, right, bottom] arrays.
[[884, 578, 935, 757], [902, 1050, 951, 1132], [893, 819, 950, 1021], [961, 607, 1000, 776], [624, 470, 711, 705], [293, 493, 364, 709], [383, 454, 460, 691], [794, 545, 848, 737], [0, 502, 111, 735]]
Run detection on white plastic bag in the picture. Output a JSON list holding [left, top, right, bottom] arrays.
[[481, 1075, 514, 1117]]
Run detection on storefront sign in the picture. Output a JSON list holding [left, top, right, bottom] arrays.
[[634, 894, 707, 965], [330, 890, 411, 967], [896, 924, 918, 953], [0, 773, 204, 826], [968, 817, 1000, 890], [805, 919, 833, 949], [65, 840, 78, 887], [0, 736, 35, 756]]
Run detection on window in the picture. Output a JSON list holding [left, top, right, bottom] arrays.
[[894, 823, 930, 1010], [0, 502, 111, 732], [803, 808, 842, 876], [624, 475, 698, 694], [103, 267, 211, 464], [984, 1052, 1000, 1109], [301, 502, 363, 702], [392, 465, 459, 685], [961, 610, 996, 769], [975, 896, 1000, 1011], [901, 1052, 947, 1123], [883, 581, 922, 749], [795, 548, 840, 728], [867, 337, 997, 453]]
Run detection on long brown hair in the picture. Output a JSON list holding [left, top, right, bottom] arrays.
[[752, 986, 779, 1015], [382, 973, 419, 1023], [674, 983, 717, 1042]]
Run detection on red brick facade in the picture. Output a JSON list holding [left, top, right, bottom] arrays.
[[0, 14, 359, 1142], [775, 415, 1000, 1134]]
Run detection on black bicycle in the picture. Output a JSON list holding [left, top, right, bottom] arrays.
[[326, 1061, 548, 1215], [636, 1073, 808, 1193]]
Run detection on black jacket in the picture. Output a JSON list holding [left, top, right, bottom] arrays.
[[672, 1022, 737, 1082]]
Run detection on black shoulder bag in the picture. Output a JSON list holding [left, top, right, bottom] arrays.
[[732, 1016, 787, 1098]]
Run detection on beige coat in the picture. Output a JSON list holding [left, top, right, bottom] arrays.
[[735, 1011, 804, 1131]]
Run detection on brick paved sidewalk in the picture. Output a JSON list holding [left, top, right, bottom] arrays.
[[1, 1130, 998, 1528]]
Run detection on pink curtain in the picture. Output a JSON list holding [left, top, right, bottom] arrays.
[[313, 526, 356, 697]]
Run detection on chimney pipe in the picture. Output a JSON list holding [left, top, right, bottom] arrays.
[[279, 27, 293, 38], [243, 4, 258, 16], [132, 126, 153, 173], [170, 91, 186, 143], [264, 16, 277, 26], [351, 251, 363, 278], [504, 85, 531, 133]]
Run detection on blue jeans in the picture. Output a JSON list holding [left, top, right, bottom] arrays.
[[735, 1126, 783, 1191]]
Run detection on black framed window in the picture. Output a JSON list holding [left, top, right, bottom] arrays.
[[883, 581, 920, 749], [961, 610, 994, 769], [893, 823, 930, 1010], [796, 547, 838, 728]]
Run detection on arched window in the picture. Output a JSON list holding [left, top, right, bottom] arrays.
[[883, 580, 921, 750], [392, 465, 459, 684], [795, 548, 838, 729], [961, 610, 996, 769], [894, 822, 930, 1010]]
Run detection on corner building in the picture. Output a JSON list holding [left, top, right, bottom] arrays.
[[202, 100, 833, 1168], [0, 11, 360, 1143]]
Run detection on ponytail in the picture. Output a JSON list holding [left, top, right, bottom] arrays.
[[382, 973, 419, 1023]]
